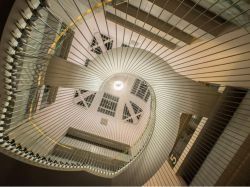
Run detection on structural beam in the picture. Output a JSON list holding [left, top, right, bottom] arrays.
[[105, 12, 177, 49], [44, 56, 89, 89], [113, 2, 195, 44], [147, 0, 236, 36]]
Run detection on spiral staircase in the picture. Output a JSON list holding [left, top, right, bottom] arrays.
[[0, 0, 250, 185]]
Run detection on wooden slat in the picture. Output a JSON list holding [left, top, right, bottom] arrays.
[[148, 0, 236, 36], [114, 2, 195, 44], [106, 12, 177, 49]]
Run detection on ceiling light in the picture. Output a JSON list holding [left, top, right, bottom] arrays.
[[113, 80, 124, 91]]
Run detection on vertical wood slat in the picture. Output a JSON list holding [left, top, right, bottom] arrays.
[[191, 91, 250, 185]]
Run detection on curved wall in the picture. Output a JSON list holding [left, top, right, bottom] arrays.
[[45, 47, 220, 185]]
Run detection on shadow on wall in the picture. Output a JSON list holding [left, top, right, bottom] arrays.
[[0, 153, 111, 186], [0, 0, 15, 38]]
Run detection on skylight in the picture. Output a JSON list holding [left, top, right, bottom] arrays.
[[73, 90, 96, 108], [97, 93, 119, 117], [113, 80, 124, 91], [131, 78, 151, 102], [90, 33, 113, 54]]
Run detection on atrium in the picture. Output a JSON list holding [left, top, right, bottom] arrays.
[[0, 0, 249, 185]]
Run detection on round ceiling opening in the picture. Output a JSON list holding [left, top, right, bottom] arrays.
[[113, 80, 124, 91]]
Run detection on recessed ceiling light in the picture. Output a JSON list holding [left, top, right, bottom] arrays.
[[113, 80, 124, 91]]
